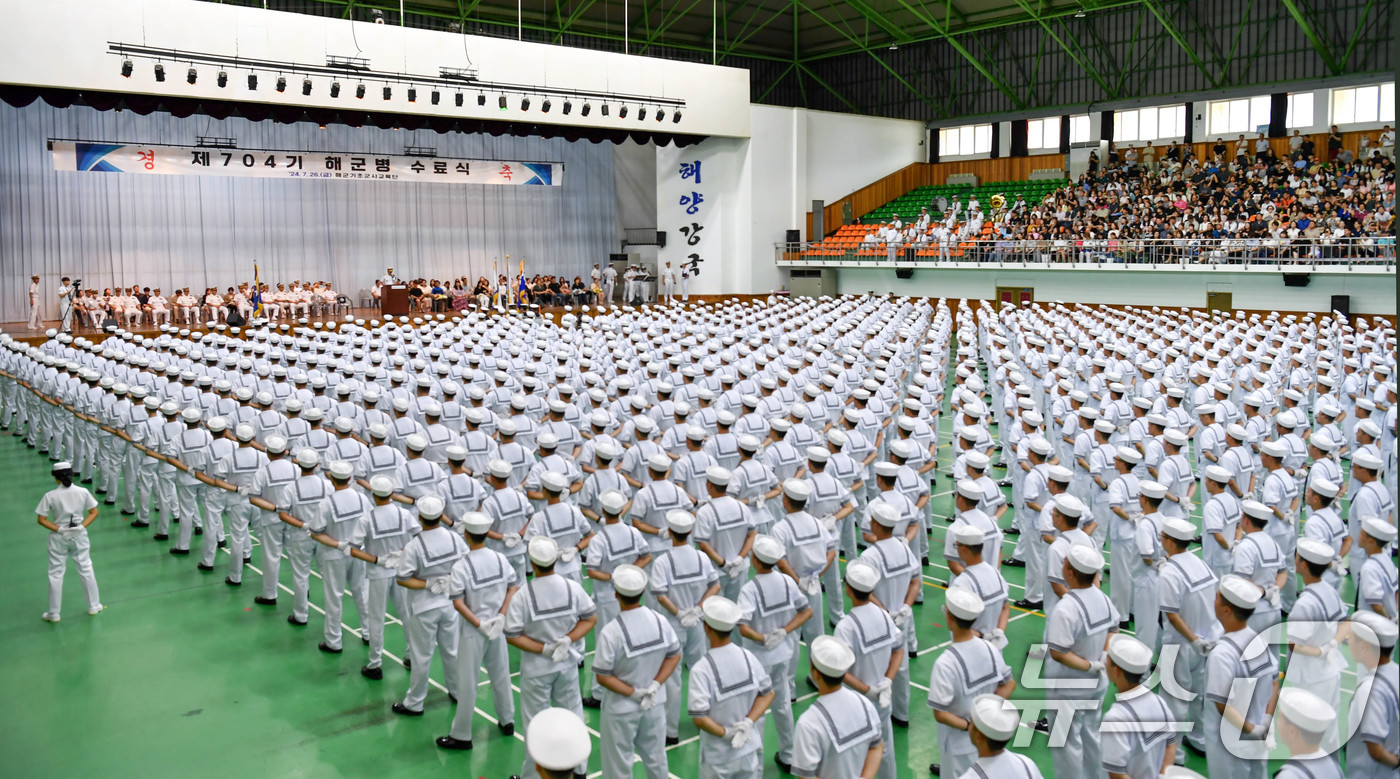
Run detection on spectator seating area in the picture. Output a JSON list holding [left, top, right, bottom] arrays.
[[859, 179, 1067, 224]]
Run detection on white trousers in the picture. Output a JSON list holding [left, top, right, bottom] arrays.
[[283, 530, 317, 622], [519, 665, 586, 779], [48, 529, 100, 615], [767, 655, 796, 762], [364, 576, 409, 669], [403, 604, 460, 711], [225, 503, 255, 583], [699, 750, 761, 779], [449, 625, 515, 739], [319, 555, 369, 650], [1050, 700, 1107, 779], [259, 521, 287, 600], [1131, 570, 1160, 650], [28, 302, 41, 329], [173, 481, 203, 551], [1162, 641, 1207, 750], [602, 705, 669, 779]]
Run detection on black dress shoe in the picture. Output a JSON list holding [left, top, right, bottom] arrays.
[[665, 736, 680, 746], [361, 665, 383, 680], [498, 722, 515, 736], [288, 615, 308, 626], [81, 478, 93, 485], [103, 499, 116, 506], [254, 596, 277, 605], [217, 539, 227, 548], [198, 563, 214, 571], [435, 735, 472, 750], [225, 577, 241, 587], [1013, 598, 1043, 610], [121, 509, 135, 516], [391, 702, 423, 717], [774, 755, 793, 774], [1002, 558, 1025, 568], [130, 520, 149, 528], [403, 657, 411, 670], [243, 556, 252, 564], [448, 693, 458, 704], [194, 527, 204, 536], [1004, 527, 1021, 536], [892, 716, 909, 728], [95, 487, 106, 494], [1032, 717, 1051, 734], [153, 533, 169, 541], [581, 696, 601, 709], [929, 764, 941, 775], [362, 634, 370, 645], [1118, 619, 1133, 631], [318, 641, 342, 654], [169, 548, 190, 556], [921, 555, 930, 566]]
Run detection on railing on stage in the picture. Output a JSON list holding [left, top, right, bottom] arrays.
[[777, 236, 1397, 271]]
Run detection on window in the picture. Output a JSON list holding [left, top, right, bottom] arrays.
[[1027, 117, 1060, 150], [1068, 115, 1092, 144], [938, 123, 992, 157], [1331, 83, 1396, 125], [1285, 93, 1313, 128], [1207, 96, 1271, 135], [1113, 105, 1185, 143]]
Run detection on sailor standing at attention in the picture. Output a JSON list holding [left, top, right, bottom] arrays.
[[925, 585, 1016, 779], [960, 695, 1045, 779], [687, 596, 775, 779], [832, 561, 904, 779], [392, 496, 468, 717], [36, 461, 103, 622], [737, 535, 811, 774], [790, 635, 885, 779]]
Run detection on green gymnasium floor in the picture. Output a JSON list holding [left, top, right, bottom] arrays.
[[0, 406, 1363, 778]]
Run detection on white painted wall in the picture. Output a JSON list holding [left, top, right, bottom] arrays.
[[0, 0, 751, 138], [835, 267, 1396, 314], [803, 109, 926, 205], [657, 137, 752, 297]]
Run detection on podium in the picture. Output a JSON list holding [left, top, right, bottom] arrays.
[[381, 285, 410, 317]]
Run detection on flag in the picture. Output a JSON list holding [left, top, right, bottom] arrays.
[[252, 263, 264, 318]]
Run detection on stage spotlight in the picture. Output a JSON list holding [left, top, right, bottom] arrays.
[[618, 105, 628, 119], [477, 93, 486, 106], [217, 70, 228, 88], [154, 63, 166, 82], [562, 100, 572, 115], [520, 97, 530, 111], [276, 76, 287, 93], [498, 95, 508, 110], [247, 73, 258, 90], [455, 93, 464, 107], [638, 107, 647, 121], [383, 86, 392, 100], [355, 83, 366, 99], [581, 102, 591, 116], [187, 67, 198, 85], [601, 104, 609, 117], [330, 80, 341, 97], [656, 108, 664, 122], [302, 78, 313, 96], [541, 99, 551, 113], [672, 109, 681, 123], [431, 90, 440, 105], [120, 59, 133, 78], [407, 87, 417, 102]]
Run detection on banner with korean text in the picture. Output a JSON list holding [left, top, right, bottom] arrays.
[[50, 141, 562, 186]]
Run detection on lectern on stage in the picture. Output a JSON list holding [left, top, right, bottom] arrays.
[[381, 284, 410, 317]]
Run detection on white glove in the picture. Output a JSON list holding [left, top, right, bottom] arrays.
[[1086, 659, 1106, 677], [237, 484, 252, 496], [819, 514, 837, 533], [799, 575, 822, 596], [303, 524, 317, 537], [866, 679, 893, 709], [1126, 512, 1144, 526], [502, 532, 521, 549], [763, 627, 787, 650], [478, 615, 505, 641], [1329, 558, 1348, 577], [752, 497, 766, 513], [1148, 558, 1163, 572], [725, 719, 754, 748], [337, 539, 355, 551], [427, 577, 452, 596], [559, 545, 577, 563], [1260, 723, 1277, 751], [1320, 638, 1340, 656], [679, 607, 702, 628], [1263, 584, 1281, 608], [1191, 637, 1216, 656], [545, 637, 571, 662], [725, 556, 749, 578], [377, 549, 404, 570], [893, 604, 913, 628], [986, 628, 1008, 651], [638, 681, 661, 710], [629, 683, 654, 704]]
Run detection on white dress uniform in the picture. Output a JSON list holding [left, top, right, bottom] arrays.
[[737, 569, 810, 764], [1157, 549, 1220, 751], [523, 502, 592, 584], [834, 603, 902, 779], [284, 469, 334, 623], [1204, 627, 1277, 779], [1127, 509, 1166, 649], [37, 482, 101, 617], [308, 486, 374, 651], [1286, 579, 1347, 751], [649, 542, 719, 739], [445, 544, 518, 741], [213, 443, 268, 584], [594, 604, 681, 779], [1101, 685, 1177, 779], [687, 641, 773, 779], [694, 494, 758, 600], [252, 455, 300, 602], [28, 279, 41, 329], [396, 522, 469, 711], [858, 532, 921, 720], [1346, 660, 1399, 779], [482, 485, 533, 582], [1201, 489, 1242, 577], [954, 750, 1043, 779], [1230, 529, 1283, 648], [1044, 585, 1119, 779], [790, 686, 884, 779], [926, 638, 1013, 779], [949, 562, 1009, 639], [349, 503, 419, 671], [770, 508, 835, 643]]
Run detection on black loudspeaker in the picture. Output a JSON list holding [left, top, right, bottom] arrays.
[[100, 317, 119, 331], [656, 231, 667, 248], [1330, 295, 1350, 317], [1282, 273, 1311, 287], [225, 309, 246, 328], [786, 229, 801, 243], [895, 268, 914, 279]]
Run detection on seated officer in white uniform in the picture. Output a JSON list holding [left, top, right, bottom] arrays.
[[959, 694, 1044, 779], [687, 596, 775, 779], [593, 564, 681, 779], [436, 511, 518, 751], [522, 707, 591, 779], [1273, 688, 1343, 779], [791, 635, 885, 779], [1101, 634, 1178, 779], [926, 585, 1015, 779], [833, 561, 903, 779]]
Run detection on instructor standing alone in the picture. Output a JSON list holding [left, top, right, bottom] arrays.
[[36, 461, 104, 622]]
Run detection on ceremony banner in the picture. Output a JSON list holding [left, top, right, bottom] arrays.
[[51, 141, 562, 186]]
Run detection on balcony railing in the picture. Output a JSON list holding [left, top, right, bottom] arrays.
[[776, 236, 1397, 271]]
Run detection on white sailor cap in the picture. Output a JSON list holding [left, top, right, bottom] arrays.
[[1309, 477, 1339, 498], [954, 524, 985, 546], [1204, 465, 1233, 483], [752, 534, 785, 564], [599, 490, 628, 515], [537, 432, 560, 450], [265, 435, 289, 454], [869, 502, 900, 528], [1116, 446, 1142, 464], [969, 694, 1021, 741], [1219, 574, 1261, 609], [1028, 438, 1053, 457], [964, 451, 990, 470], [737, 434, 762, 452], [405, 434, 428, 452], [1259, 440, 1287, 458], [1067, 544, 1105, 574], [955, 480, 983, 501], [1351, 610, 1399, 648], [1225, 424, 1248, 441], [1277, 687, 1335, 735], [806, 446, 831, 463], [873, 461, 900, 478], [540, 471, 569, 493], [889, 439, 916, 459], [1162, 517, 1196, 541], [809, 635, 856, 677], [461, 511, 493, 534], [1047, 465, 1073, 483], [496, 418, 518, 436], [1107, 634, 1154, 674], [1140, 481, 1168, 500], [706, 466, 731, 486], [945, 586, 986, 620], [527, 536, 560, 566], [487, 458, 514, 479], [701, 596, 743, 631], [526, 708, 592, 772], [1163, 429, 1188, 446], [845, 561, 880, 593], [1362, 517, 1397, 543], [369, 476, 395, 497], [1353, 451, 1383, 470], [1297, 538, 1335, 565], [667, 510, 696, 534], [327, 460, 355, 480], [1094, 419, 1117, 434], [647, 453, 672, 473], [1242, 500, 1273, 522], [612, 564, 648, 597]]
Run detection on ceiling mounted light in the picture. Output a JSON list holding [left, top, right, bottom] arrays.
[[541, 99, 551, 113], [618, 105, 628, 119], [120, 59, 133, 78], [407, 87, 417, 102], [330, 80, 341, 97], [520, 97, 530, 111], [355, 83, 366, 99], [656, 108, 664, 122], [383, 85, 392, 100], [601, 104, 609, 117], [562, 100, 572, 115], [498, 95, 508, 110], [477, 93, 486, 106], [581, 102, 591, 117], [276, 76, 287, 93], [672, 109, 682, 123], [186, 67, 198, 85], [638, 107, 647, 121], [217, 70, 228, 88], [1074, 8, 1086, 17], [454, 92, 463, 107], [247, 73, 258, 90], [302, 78, 313, 96], [430, 90, 440, 105], [154, 63, 166, 82]]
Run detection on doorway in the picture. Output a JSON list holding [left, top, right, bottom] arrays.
[[996, 286, 1034, 308], [1206, 291, 1233, 312]]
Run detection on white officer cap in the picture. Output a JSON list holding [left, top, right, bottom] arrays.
[[1242, 500, 1273, 522], [737, 434, 762, 452], [328, 460, 355, 480], [969, 694, 1021, 741], [845, 561, 880, 593], [612, 564, 648, 597], [1353, 451, 1383, 470], [706, 466, 731, 486], [526, 708, 592, 772], [1162, 517, 1196, 541], [1204, 465, 1233, 483], [444, 445, 467, 463], [873, 461, 900, 478], [487, 458, 513, 479], [1277, 687, 1334, 735], [1362, 517, 1396, 543], [599, 490, 628, 515], [369, 476, 395, 497], [870, 502, 900, 528], [416, 496, 445, 520], [1067, 544, 1105, 574], [782, 478, 812, 501], [701, 596, 743, 632], [1219, 574, 1261, 608], [1297, 538, 1335, 565], [1140, 481, 1168, 500], [1310, 477, 1339, 498], [1352, 610, 1399, 649], [367, 423, 389, 439], [1259, 440, 1287, 458], [461, 511, 493, 535], [1047, 465, 1073, 484], [809, 635, 856, 677], [666, 510, 696, 534], [265, 435, 289, 454], [540, 471, 569, 493], [954, 524, 985, 546], [955, 480, 983, 501], [527, 535, 559, 566], [945, 586, 986, 620], [752, 534, 785, 564], [1107, 634, 1154, 675], [405, 434, 428, 452], [1115, 446, 1143, 464], [495, 418, 518, 436]]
